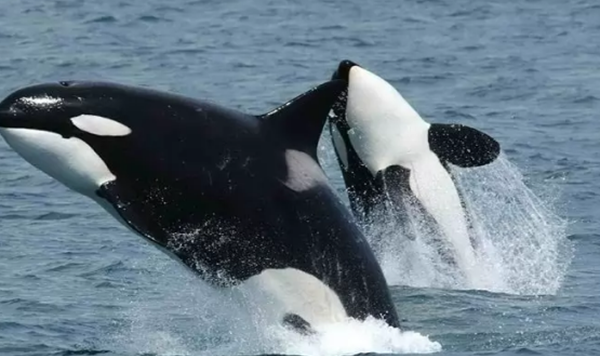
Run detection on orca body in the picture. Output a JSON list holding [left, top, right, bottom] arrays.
[[0, 80, 400, 329], [328, 61, 500, 280]]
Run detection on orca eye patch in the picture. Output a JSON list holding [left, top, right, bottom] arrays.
[[70, 114, 132, 137]]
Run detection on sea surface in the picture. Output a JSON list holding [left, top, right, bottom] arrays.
[[0, 0, 599, 355]]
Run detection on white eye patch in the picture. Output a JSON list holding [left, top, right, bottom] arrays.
[[71, 114, 132, 137]]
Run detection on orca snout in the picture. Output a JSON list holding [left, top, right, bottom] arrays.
[[0, 82, 77, 131], [332, 60, 360, 81]]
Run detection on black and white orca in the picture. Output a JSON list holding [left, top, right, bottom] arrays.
[[0, 80, 400, 331], [328, 60, 500, 281]]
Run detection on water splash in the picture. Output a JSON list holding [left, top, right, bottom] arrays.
[[112, 291, 442, 356], [363, 155, 572, 295], [453, 155, 572, 294], [108, 254, 440, 355], [318, 126, 572, 295], [107, 254, 260, 356], [260, 317, 441, 356], [234, 282, 442, 356]]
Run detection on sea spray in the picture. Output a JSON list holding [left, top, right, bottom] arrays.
[[451, 155, 572, 294], [261, 317, 441, 355], [357, 155, 571, 294], [318, 131, 572, 295], [110, 251, 441, 355]]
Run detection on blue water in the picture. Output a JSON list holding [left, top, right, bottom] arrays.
[[1, 0, 599, 355]]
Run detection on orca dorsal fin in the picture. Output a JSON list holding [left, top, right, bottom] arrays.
[[428, 123, 501, 167], [259, 80, 347, 158]]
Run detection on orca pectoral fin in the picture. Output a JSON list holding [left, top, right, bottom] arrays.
[[376, 166, 408, 209], [428, 123, 500, 167], [282, 313, 316, 335], [96, 181, 166, 246], [375, 165, 413, 238], [259, 80, 347, 159]]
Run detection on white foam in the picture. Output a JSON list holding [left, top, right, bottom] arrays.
[[262, 317, 441, 356], [108, 252, 441, 356]]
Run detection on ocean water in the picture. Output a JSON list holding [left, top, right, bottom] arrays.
[[0, 0, 598, 355]]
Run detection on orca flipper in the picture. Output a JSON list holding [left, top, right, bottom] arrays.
[[376, 165, 423, 241], [428, 123, 500, 167], [96, 180, 166, 246], [260, 80, 347, 158], [375, 165, 411, 224], [282, 313, 316, 335]]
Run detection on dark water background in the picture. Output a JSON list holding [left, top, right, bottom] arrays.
[[0, 0, 599, 355]]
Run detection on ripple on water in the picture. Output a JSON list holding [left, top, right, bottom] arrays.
[[0, 298, 68, 313], [35, 212, 78, 221], [44, 262, 87, 273], [77, 261, 129, 278], [58, 350, 111, 356], [138, 15, 170, 23], [85, 15, 117, 24]]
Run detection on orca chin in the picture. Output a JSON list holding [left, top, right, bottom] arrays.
[[0, 107, 24, 128], [0, 79, 401, 331], [328, 60, 501, 283]]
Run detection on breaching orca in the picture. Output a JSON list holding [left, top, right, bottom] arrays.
[[327, 60, 500, 281], [0, 80, 400, 331]]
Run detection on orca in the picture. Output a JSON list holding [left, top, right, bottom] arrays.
[[0, 80, 400, 331], [327, 60, 500, 281]]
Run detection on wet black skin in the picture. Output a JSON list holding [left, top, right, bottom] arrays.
[[0, 80, 400, 328]]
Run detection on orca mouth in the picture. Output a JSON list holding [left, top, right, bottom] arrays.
[[332, 60, 360, 81], [0, 106, 22, 129], [0, 80, 72, 115], [0, 84, 71, 132], [329, 60, 358, 122], [330, 91, 348, 124], [0, 105, 45, 131]]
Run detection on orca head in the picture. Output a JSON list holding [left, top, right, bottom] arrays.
[[0, 81, 165, 198], [331, 60, 501, 173], [332, 60, 422, 130], [332, 61, 436, 175], [330, 60, 440, 170]]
